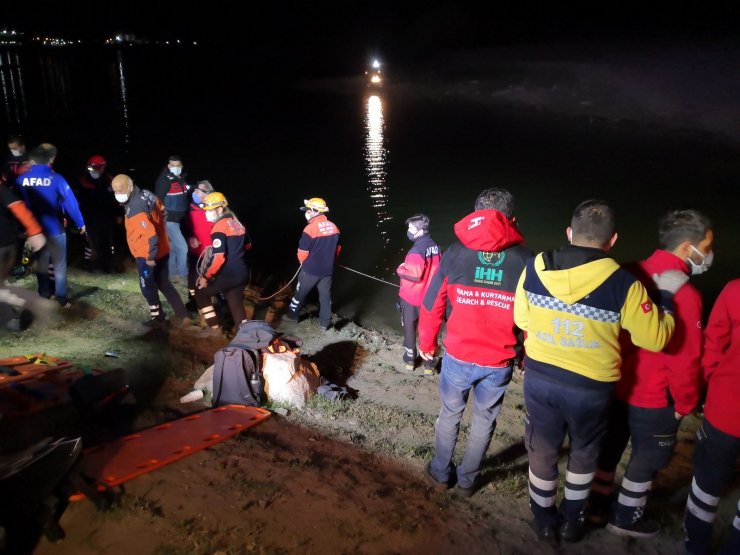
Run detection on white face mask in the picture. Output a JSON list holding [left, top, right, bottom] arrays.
[[115, 193, 129, 204], [10, 149, 22, 157], [688, 245, 714, 275], [169, 166, 183, 176], [89, 171, 101, 179], [304, 211, 314, 221], [206, 210, 218, 222]]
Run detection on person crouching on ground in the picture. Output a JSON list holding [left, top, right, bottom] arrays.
[[419, 187, 531, 497], [194, 192, 251, 335], [396, 213, 441, 374], [111, 174, 189, 328]]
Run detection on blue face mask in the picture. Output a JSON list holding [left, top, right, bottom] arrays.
[[192, 191, 204, 205]]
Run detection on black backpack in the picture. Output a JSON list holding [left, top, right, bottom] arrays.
[[211, 320, 278, 407], [212, 347, 262, 407]]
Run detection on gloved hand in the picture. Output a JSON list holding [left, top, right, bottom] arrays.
[[652, 270, 689, 295], [26, 233, 46, 253]]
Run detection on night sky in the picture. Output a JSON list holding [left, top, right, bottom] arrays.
[[6, 2, 740, 71]]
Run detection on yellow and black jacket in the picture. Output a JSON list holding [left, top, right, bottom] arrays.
[[514, 245, 675, 388]]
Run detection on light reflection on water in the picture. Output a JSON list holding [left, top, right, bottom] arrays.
[[0, 50, 25, 124], [364, 94, 392, 269], [115, 50, 131, 151]]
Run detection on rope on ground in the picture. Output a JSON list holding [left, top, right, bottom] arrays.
[[252, 264, 303, 302], [338, 265, 400, 288]]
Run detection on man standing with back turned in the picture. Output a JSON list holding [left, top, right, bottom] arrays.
[[514, 199, 680, 546], [419, 187, 530, 497]]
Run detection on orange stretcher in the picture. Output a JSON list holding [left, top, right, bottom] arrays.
[[0, 354, 76, 386], [0, 357, 103, 417], [75, 405, 271, 495]]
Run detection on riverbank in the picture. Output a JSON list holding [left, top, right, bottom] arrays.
[[0, 267, 724, 554]]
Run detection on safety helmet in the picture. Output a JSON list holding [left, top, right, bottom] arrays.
[[201, 191, 228, 211], [300, 197, 329, 213], [87, 154, 107, 170]]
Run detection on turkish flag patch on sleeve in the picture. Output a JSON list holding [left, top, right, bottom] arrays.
[[641, 302, 652, 313]]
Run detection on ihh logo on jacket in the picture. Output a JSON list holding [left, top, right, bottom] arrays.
[[474, 251, 506, 284]]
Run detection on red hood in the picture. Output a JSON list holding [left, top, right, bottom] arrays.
[[453, 209, 524, 251]]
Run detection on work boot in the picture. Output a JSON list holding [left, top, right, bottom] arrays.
[[606, 517, 659, 538], [529, 520, 559, 548], [587, 492, 612, 527], [560, 519, 586, 543], [424, 462, 454, 491], [142, 316, 167, 328]]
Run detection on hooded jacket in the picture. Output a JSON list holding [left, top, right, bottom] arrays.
[[123, 186, 169, 261], [616, 249, 702, 415], [514, 245, 675, 387], [397, 234, 441, 306], [418, 209, 530, 367], [17, 164, 85, 236], [701, 279, 740, 437]]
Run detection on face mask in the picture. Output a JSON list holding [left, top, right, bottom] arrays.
[[305, 211, 314, 221], [115, 193, 129, 204], [10, 149, 21, 157], [688, 245, 714, 275], [192, 191, 204, 205], [89, 171, 101, 179], [169, 166, 182, 176], [206, 210, 218, 222]]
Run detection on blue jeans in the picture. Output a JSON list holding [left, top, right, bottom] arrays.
[[36, 233, 68, 305], [429, 354, 513, 489], [165, 221, 188, 278]]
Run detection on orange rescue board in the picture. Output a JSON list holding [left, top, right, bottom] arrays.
[[79, 405, 271, 490], [0, 354, 75, 386]]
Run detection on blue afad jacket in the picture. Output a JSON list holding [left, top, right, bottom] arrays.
[[17, 165, 85, 236]]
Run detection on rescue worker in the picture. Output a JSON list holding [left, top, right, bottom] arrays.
[[419, 188, 530, 496], [111, 174, 189, 327], [76, 155, 121, 272], [184, 180, 214, 310], [2, 135, 29, 188], [17, 145, 85, 307], [154, 155, 190, 282], [397, 214, 441, 374], [1, 183, 46, 329], [2, 135, 30, 277], [513, 199, 680, 545], [684, 279, 740, 555], [285, 197, 340, 331], [194, 192, 251, 333], [590, 209, 713, 537]]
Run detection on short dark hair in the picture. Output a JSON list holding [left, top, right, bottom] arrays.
[[168, 154, 182, 163], [474, 187, 514, 217], [658, 210, 712, 251], [29, 145, 53, 165], [570, 199, 615, 244], [405, 213, 429, 231], [7, 135, 24, 146]]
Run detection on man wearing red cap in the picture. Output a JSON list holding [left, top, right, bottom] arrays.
[[76, 155, 122, 272]]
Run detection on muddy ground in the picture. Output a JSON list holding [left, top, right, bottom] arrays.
[[1, 268, 736, 554]]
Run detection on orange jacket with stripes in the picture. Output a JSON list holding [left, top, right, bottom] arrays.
[[297, 214, 340, 277], [123, 186, 169, 261]]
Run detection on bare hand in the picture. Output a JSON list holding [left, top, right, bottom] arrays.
[[26, 233, 46, 253], [188, 237, 200, 249], [420, 350, 435, 361], [675, 411, 683, 420], [197, 277, 208, 289], [145, 259, 156, 267], [79, 226, 86, 235]]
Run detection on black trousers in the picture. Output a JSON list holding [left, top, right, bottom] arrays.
[[684, 418, 740, 555], [194, 276, 247, 328], [288, 271, 332, 328], [135, 256, 187, 320]]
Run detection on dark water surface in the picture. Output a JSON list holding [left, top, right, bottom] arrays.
[[1, 45, 738, 329]]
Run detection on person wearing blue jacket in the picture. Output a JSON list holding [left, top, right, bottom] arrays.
[[16, 144, 85, 306]]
